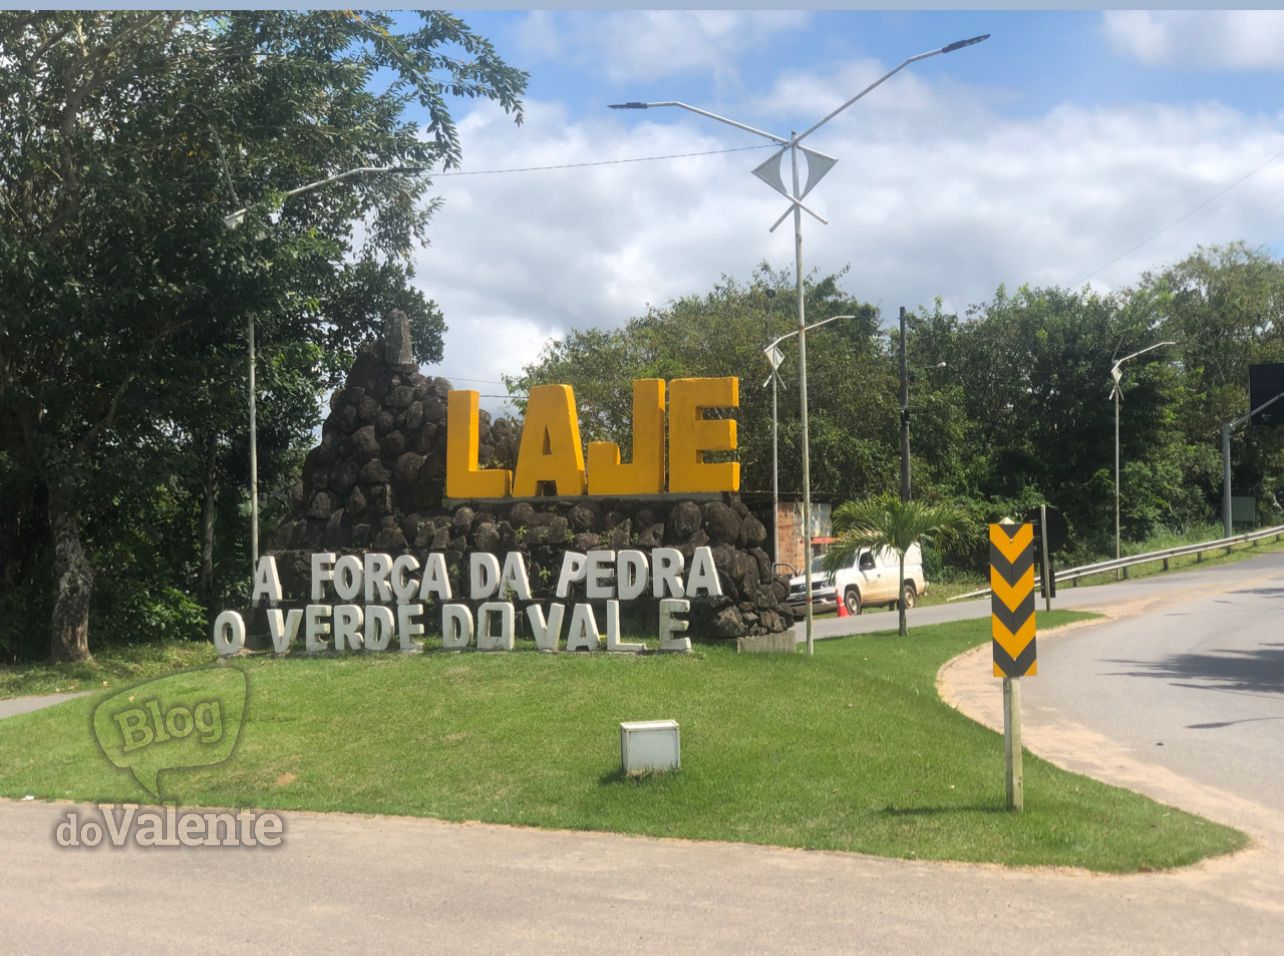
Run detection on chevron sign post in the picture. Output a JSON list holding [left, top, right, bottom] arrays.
[[990, 523, 1037, 677], [990, 522, 1037, 812]]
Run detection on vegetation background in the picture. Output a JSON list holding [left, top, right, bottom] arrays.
[[2, 13, 1281, 663]]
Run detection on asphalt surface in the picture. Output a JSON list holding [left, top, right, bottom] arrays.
[[2, 550, 1283, 954]]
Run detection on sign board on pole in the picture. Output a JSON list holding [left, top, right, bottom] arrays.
[[990, 522, 1037, 678], [1249, 363, 1284, 427]]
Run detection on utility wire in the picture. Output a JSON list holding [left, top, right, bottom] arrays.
[[1076, 143, 1284, 287]]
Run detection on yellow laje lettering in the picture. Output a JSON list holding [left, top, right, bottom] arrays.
[[513, 384, 587, 497], [586, 379, 665, 495], [668, 377, 740, 493], [446, 391, 512, 499]]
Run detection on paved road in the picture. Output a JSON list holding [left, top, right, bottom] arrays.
[[1028, 557, 1284, 826], [3, 552, 1283, 954], [0, 691, 89, 719], [795, 546, 1284, 641]]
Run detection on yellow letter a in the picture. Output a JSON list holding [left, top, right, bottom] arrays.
[[513, 384, 586, 497]]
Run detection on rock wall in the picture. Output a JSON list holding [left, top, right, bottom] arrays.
[[269, 315, 795, 639]]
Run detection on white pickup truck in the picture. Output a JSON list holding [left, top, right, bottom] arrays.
[[787, 544, 927, 616]]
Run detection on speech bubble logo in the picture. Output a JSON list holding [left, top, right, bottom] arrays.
[[92, 667, 248, 799]]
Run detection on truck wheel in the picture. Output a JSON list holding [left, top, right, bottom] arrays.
[[901, 582, 917, 610], [844, 587, 862, 616]]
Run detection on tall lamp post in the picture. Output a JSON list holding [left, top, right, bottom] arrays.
[[611, 34, 989, 656], [764, 315, 855, 574], [224, 164, 424, 575], [1108, 341, 1175, 569], [1221, 391, 1284, 536]]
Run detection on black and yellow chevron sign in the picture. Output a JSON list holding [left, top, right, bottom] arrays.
[[990, 523, 1037, 678]]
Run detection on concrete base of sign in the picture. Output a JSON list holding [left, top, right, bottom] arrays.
[[736, 632, 797, 654]]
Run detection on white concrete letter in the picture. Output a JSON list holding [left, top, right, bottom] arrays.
[[555, 552, 588, 598], [364, 604, 396, 652], [685, 546, 722, 598], [311, 552, 337, 601], [526, 603, 566, 652], [659, 598, 691, 652], [332, 554, 362, 602], [363, 553, 394, 603], [605, 599, 644, 653], [305, 604, 332, 652], [652, 548, 686, 598], [442, 604, 474, 650], [265, 608, 303, 655], [212, 610, 245, 656], [470, 553, 501, 600], [418, 553, 452, 601], [251, 555, 283, 606], [477, 602, 516, 651], [616, 550, 649, 601], [565, 602, 600, 652]]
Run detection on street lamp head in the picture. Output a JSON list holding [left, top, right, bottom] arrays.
[[608, 102, 649, 110], [941, 34, 990, 54]]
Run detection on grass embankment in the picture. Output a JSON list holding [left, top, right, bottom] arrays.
[[0, 642, 216, 700], [0, 611, 1246, 871]]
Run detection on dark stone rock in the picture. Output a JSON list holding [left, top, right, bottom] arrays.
[[366, 484, 392, 516], [712, 605, 744, 637], [376, 410, 396, 435], [336, 404, 358, 434], [421, 395, 444, 423], [379, 431, 407, 459], [548, 515, 569, 544], [474, 522, 500, 552], [322, 508, 350, 547], [307, 491, 334, 520], [703, 501, 741, 545], [609, 519, 632, 551], [355, 395, 380, 425], [329, 461, 359, 497], [394, 452, 425, 488], [358, 459, 389, 484], [388, 385, 415, 409], [351, 425, 379, 461], [452, 507, 475, 532], [669, 500, 702, 539], [509, 502, 536, 528], [404, 401, 424, 431], [572, 532, 601, 552], [568, 503, 599, 532], [431, 526, 451, 550], [744, 515, 767, 549], [373, 525, 407, 551], [347, 485, 368, 517], [638, 523, 665, 548]]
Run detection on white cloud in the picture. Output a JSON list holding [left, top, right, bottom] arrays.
[[414, 61, 1284, 413], [515, 10, 810, 86], [1103, 11, 1284, 72]]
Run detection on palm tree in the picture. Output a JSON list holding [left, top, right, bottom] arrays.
[[824, 496, 969, 637]]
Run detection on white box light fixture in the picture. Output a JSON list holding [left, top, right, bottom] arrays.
[[619, 719, 681, 774]]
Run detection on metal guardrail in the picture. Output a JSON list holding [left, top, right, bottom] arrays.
[[948, 523, 1284, 602]]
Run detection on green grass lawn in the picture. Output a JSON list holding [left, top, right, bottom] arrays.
[[0, 612, 1246, 871], [0, 642, 217, 699]]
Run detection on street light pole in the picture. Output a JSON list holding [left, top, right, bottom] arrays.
[[225, 163, 426, 579], [1109, 340, 1175, 570], [611, 34, 989, 657], [1221, 391, 1284, 536], [899, 306, 911, 502]]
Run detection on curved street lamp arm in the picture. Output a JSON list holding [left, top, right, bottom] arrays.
[[224, 164, 428, 228], [794, 35, 989, 146], [610, 100, 789, 145]]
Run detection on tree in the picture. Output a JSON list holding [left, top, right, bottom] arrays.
[[0, 11, 526, 660], [825, 496, 969, 636], [508, 264, 894, 504]]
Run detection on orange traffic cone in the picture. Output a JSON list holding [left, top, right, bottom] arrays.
[[836, 595, 849, 618]]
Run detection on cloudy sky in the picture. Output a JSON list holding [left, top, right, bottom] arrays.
[[403, 10, 1284, 411]]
